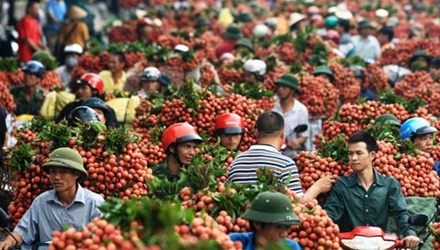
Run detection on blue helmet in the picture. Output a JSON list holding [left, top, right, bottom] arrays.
[[325, 16, 338, 29], [22, 60, 45, 78], [400, 117, 437, 140]]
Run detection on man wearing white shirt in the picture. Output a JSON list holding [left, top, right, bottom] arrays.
[[351, 20, 381, 61]]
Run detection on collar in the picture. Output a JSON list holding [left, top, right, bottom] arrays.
[[346, 168, 386, 187], [47, 184, 86, 206], [274, 97, 299, 114], [249, 144, 279, 152]]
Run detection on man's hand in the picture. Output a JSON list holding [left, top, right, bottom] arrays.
[[313, 175, 336, 193], [0, 237, 15, 250], [404, 235, 420, 248]]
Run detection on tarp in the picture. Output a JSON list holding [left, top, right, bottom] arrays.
[[388, 196, 436, 250]]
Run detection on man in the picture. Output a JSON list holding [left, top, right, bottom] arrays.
[[152, 123, 203, 181], [400, 117, 439, 175], [324, 132, 420, 248], [272, 74, 310, 159], [214, 113, 245, 151], [351, 19, 381, 61], [82, 97, 119, 128], [430, 57, 440, 82], [0, 147, 103, 250], [352, 66, 377, 101], [44, 0, 67, 51], [313, 65, 334, 83], [55, 43, 83, 90], [409, 50, 431, 72], [335, 18, 355, 57], [242, 59, 266, 83], [17, 1, 48, 63], [99, 53, 126, 93], [10, 60, 46, 116], [56, 73, 104, 122], [377, 26, 395, 53], [216, 24, 243, 58], [229, 191, 302, 249], [138, 66, 165, 98], [227, 111, 334, 203]]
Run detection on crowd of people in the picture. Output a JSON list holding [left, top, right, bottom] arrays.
[[0, 0, 439, 249]]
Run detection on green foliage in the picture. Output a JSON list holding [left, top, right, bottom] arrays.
[[32, 50, 58, 71], [102, 126, 138, 155], [147, 177, 186, 201], [100, 197, 195, 248], [231, 81, 274, 100], [378, 88, 427, 114], [0, 57, 19, 72], [7, 142, 34, 171], [293, 25, 315, 53], [364, 122, 401, 146], [35, 121, 74, 150], [317, 135, 349, 165], [308, 41, 329, 66], [176, 80, 200, 110]]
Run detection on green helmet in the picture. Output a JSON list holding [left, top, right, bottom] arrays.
[[234, 38, 254, 52], [274, 74, 301, 94], [42, 147, 87, 181], [241, 191, 301, 226], [313, 65, 333, 78], [375, 114, 401, 127], [325, 16, 338, 29]]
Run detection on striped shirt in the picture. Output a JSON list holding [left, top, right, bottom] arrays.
[[227, 144, 303, 195]]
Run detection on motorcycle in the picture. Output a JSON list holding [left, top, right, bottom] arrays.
[[339, 214, 428, 250], [0, 208, 50, 250]]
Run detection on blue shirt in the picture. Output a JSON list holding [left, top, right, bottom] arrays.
[[227, 144, 303, 195], [14, 184, 104, 249], [45, 0, 67, 32], [229, 232, 302, 250]]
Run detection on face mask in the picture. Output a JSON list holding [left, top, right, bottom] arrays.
[[65, 57, 78, 68]]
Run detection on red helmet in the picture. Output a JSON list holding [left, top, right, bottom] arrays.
[[77, 73, 104, 95], [325, 30, 340, 44], [214, 113, 245, 135], [162, 123, 203, 152]]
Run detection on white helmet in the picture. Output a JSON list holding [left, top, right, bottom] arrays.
[[174, 44, 189, 53], [252, 24, 271, 39], [64, 44, 83, 54], [141, 67, 161, 81], [243, 59, 267, 76]]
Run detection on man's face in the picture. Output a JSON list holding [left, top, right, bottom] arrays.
[[24, 72, 39, 87], [93, 108, 106, 124], [276, 84, 295, 100], [413, 133, 434, 153], [77, 84, 93, 100], [348, 142, 375, 173], [243, 72, 257, 83], [29, 3, 40, 18], [254, 223, 291, 242], [108, 55, 125, 73], [359, 27, 370, 38], [377, 33, 388, 46], [48, 167, 79, 192], [430, 67, 440, 82], [142, 81, 160, 93], [175, 141, 198, 165], [220, 134, 242, 150]]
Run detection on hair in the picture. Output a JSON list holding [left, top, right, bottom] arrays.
[[348, 131, 378, 152], [431, 57, 440, 69], [337, 19, 351, 33], [112, 53, 126, 65], [256, 111, 284, 136], [26, 1, 39, 14], [378, 26, 394, 42]]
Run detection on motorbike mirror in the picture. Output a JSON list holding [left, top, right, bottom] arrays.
[[408, 214, 428, 226], [294, 124, 308, 134], [0, 207, 10, 228]]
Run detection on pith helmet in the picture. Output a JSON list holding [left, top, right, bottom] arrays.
[[43, 147, 87, 181], [241, 191, 301, 226]]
